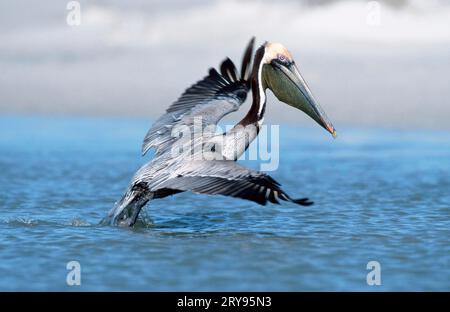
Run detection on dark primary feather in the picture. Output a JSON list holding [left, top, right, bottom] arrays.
[[220, 58, 238, 83], [153, 160, 312, 206], [241, 36, 255, 83]]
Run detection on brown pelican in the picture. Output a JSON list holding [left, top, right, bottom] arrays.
[[104, 38, 336, 226]]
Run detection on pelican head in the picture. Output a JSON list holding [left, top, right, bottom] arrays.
[[261, 42, 336, 138]]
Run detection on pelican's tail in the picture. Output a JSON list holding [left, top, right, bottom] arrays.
[[102, 182, 152, 227]]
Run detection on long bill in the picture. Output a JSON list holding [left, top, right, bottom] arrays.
[[276, 62, 337, 138]]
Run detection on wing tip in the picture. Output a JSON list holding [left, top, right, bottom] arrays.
[[292, 198, 314, 206], [241, 36, 255, 81]]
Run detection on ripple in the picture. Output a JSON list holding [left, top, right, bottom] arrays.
[[1, 117, 450, 290]]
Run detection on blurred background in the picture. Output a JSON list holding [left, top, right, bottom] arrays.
[[0, 0, 449, 291], [1, 0, 449, 129]]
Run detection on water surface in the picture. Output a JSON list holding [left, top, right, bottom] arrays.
[[0, 115, 449, 290]]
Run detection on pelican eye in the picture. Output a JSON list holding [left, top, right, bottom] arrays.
[[274, 53, 290, 66]]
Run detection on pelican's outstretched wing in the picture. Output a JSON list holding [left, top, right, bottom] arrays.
[[142, 38, 255, 157], [151, 160, 313, 206]]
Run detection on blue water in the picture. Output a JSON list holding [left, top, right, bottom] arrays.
[[0, 115, 448, 291]]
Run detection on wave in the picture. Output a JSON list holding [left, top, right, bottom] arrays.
[[1, 217, 94, 227], [0, 215, 157, 229]]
